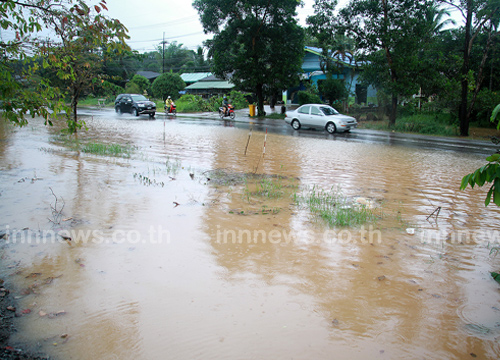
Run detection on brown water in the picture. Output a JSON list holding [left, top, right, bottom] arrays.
[[1, 114, 500, 360]]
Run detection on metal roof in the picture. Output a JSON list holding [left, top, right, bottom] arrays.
[[185, 81, 235, 90], [180, 72, 212, 83]]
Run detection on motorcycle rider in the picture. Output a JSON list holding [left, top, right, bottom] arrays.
[[222, 96, 229, 116], [165, 96, 174, 113]]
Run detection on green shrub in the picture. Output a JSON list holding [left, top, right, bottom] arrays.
[[229, 90, 250, 110], [124, 82, 141, 95], [395, 113, 457, 136], [297, 90, 322, 105], [471, 89, 500, 127]]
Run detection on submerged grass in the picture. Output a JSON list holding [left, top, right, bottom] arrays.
[[246, 176, 286, 199], [296, 186, 377, 227], [81, 142, 133, 158]]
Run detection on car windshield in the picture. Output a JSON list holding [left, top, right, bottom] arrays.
[[320, 106, 339, 115], [131, 95, 148, 101]]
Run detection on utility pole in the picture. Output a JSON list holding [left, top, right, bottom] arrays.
[[161, 32, 168, 74]]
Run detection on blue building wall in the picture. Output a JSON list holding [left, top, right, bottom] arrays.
[[285, 47, 378, 105]]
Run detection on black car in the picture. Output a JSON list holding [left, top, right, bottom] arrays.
[[114, 94, 156, 118]]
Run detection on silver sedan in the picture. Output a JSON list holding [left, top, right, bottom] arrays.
[[285, 104, 358, 134]]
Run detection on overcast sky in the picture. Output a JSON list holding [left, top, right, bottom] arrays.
[[103, 0, 349, 53], [0, 0, 463, 54]]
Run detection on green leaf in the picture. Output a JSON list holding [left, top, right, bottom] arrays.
[[485, 186, 493, 206], [460, 174, 471, 190], [491, 104, 500, 124], [486, 154, 500, 162]]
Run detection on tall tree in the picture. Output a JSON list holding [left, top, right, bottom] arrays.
[[440, 0, 500, 136], [0, 0, 129, 131], [317, 0, 434, 126], [193, 0, 304, 116], [38, 0, 129, 131]]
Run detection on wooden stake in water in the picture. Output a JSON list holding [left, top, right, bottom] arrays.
[[263, 128, 267, 157], [244, 125, 253, 156], [163, 121, 165, 142], [254, 128, 268, 173]]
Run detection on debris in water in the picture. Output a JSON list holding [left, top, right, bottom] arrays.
[[406, 228, 415, 235], [173, 202, 180, 207], [378, 276, 386, 281], [189, 173, 194, 179], [25, 272, 42, 278], [39, 311, 47, 317], [331, 319, 339, 326]]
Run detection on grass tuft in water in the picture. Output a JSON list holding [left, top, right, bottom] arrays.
[[81, 142, 133, 158], [296, 186, 377, 227]]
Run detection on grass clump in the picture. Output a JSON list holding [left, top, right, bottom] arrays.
[[296, 186, 377, 227], [246, 176, 285, 199], [81, 142, 133, 158], [360, 113, 458, 136]]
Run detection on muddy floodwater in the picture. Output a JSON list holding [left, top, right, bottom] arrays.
[[1, 113, 500, 360]]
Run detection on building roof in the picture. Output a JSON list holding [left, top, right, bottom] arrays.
[[180, 72, 212, 83], [136, 71, 161, 80], [185, 80, 235, 90]]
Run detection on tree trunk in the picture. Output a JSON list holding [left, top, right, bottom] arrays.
[[256, 83, 265, 116], [459, 0, 473, 137], [389, 95, 397, 127]]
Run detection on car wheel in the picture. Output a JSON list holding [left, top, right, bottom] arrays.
[[135, 108, 139, 117], [326, 122, 337, 134], [115, 106, 121, 115], [291, 119, 301, 130], [230, 112, 235, 120], [149, 113, 155, 119]]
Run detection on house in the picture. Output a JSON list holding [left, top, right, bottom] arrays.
[[284, 46, 377, 106], [185, 74, 234, 98]]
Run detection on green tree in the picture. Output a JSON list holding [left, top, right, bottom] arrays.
[[0, 0, 68, 126], [38, 1, 129, 130], [151, 72, 186, 101], [193, 0, 305, 116], [440, 0, 500, 136], [128, 74, 150, 94], [0, 0, 129, 132], [319, 0, 435, 126], [318, 77, 349, 105]]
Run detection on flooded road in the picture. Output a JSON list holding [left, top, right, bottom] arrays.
[[1, 113, 500, 360]]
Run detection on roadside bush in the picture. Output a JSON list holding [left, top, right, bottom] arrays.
[[151, 72, 186, 101], [175, 94, 221, 113], [229, 90, 250, 109], [297, 90, 322, 105], [124, 82, 141, 95], [471, 89, 500, 127], [128, 74, 150, 95], [395, 113, 457, 136], [100, 81, 124, 100]]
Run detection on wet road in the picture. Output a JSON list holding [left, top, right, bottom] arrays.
[[81, 107, 499, 156], [0, 111, 499, 360]]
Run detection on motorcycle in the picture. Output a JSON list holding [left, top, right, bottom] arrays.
[[164, 103, 176, 116], [219, 104, 235, 120]]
